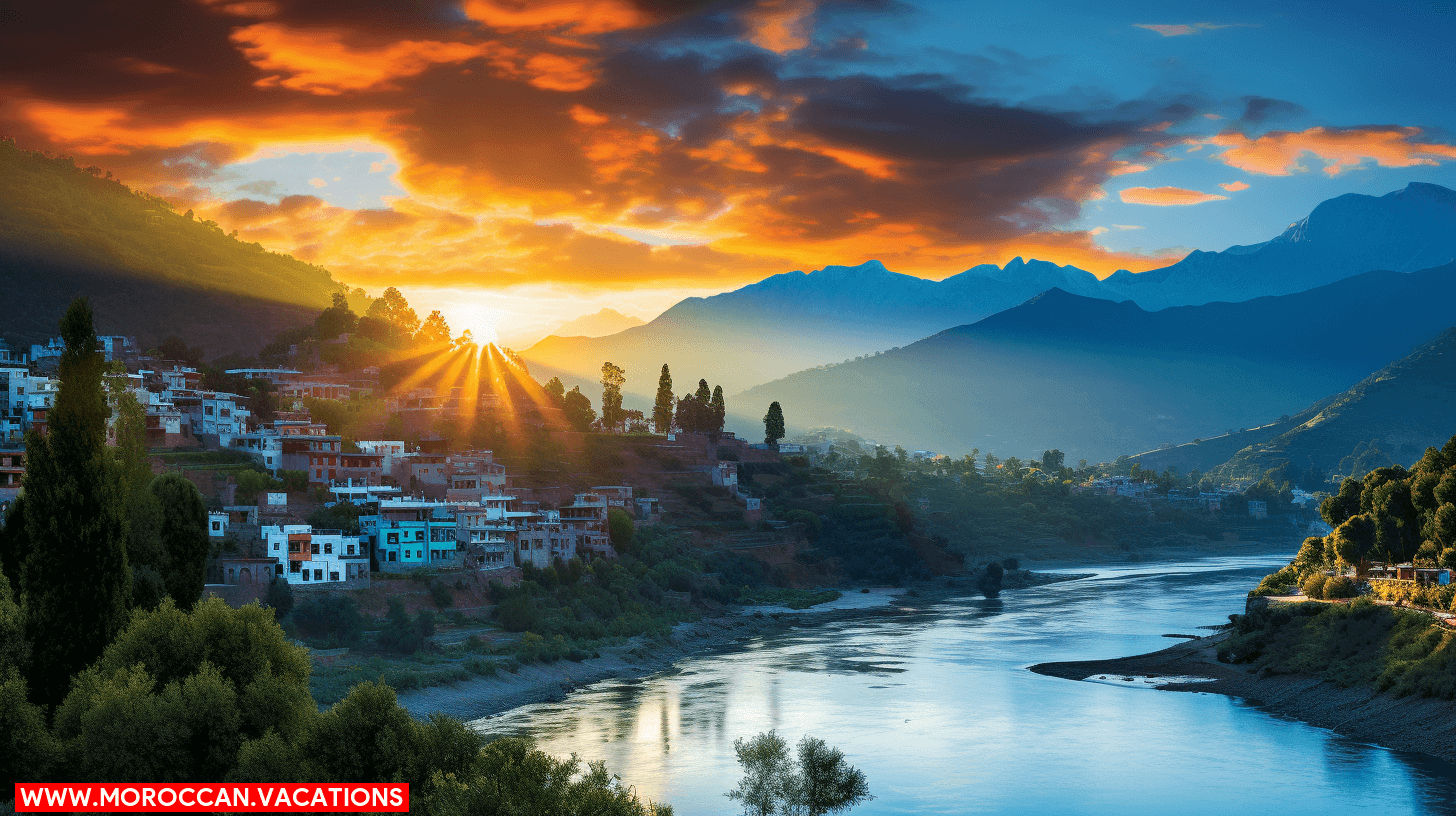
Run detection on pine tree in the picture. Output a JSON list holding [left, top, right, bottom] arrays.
[[19, 298, 132, 707], [652, 365, 674, 434], [710, 385, 726, 437], [763, 401, 785, 448]]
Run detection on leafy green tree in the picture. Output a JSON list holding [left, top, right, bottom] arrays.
[[543, 376, 566, 407], [792, 735, 873, 816], [53, 597, 314, 781], [1041, 449, 1065, 473], [727, 730, 792, 816], [156, 335, 204, 367], [427, 736, 672, 816], [1321, 477, 1363, 527], [152, 473, 209, 608], [1332, 514, 1378, 575], [314, 292, 358, 340], [676, 393, 704, 434], [0, 669, 59, 788], [727, 732, 872, 816], [563, 386, 596, 432], [653, 364, 674, 434], [415, 310, 452, 346], [18, 299, 132, 707], [366, 286, 420, 344], [601, 362, 626, 432], [609, 508, 635, 556], [764, 401, 785, 447]]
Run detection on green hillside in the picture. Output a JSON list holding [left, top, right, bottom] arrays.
[[1217, 327, 1456, 481], [0, 139, 348, 358]]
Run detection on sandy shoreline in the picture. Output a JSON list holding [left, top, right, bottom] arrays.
[[1030, 631, 1456, 764], [398, 572, 1084, 723]]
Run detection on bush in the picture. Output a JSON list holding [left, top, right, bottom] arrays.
[[430, 581, 454, 609], [377, 598, 434, 654], [1301, 574, 1328, 600], [1324, 576, 1359, 599], [292, 594, 365, 646], [265, 576, 294, 619], [464, 657, 498, 677]]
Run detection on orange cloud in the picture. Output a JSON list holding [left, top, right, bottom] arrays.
[[1219, 180, 1250, 192], [5, 96, 395, 160], [231, 24, 492, 95], [1210, 126, 1456, 176], [460, 0, 648, 35], [1118, 186, 1228, 205], [745, 0, 815, 53]]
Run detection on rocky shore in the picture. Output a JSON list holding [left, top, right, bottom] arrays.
[[1030, 630, 1456, 764], [399, 569, 1085, 723]]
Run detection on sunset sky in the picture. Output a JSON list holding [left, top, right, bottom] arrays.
[[4, 0, 1454, 342]]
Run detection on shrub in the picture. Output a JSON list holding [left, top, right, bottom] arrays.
[[292, 594, 364, 646], [1301, 574, 1328, 600], [430, 581, 454, 609], [264, 576, 294, 619], [1325, 576, 1358, 599], [464, 657, 498, 677]]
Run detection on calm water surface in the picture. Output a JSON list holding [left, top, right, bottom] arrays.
[[472, 557, 1456, 815]]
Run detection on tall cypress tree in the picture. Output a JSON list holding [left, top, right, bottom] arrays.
[[763, 401, 785, 448], [19, 298, 131, 707], [652, 365, 674, 434], [152, 473, 209, 609], [710, 385, 726, 438]]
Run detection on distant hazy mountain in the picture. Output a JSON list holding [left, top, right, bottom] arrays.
[[1210, 327, 1456, 480], [521, 257, 1106, 396], [524, 183, 1456, 399], [503, 308, 645, 349], [730, 261, 1456, 463], [0, 140, 346, 357], [1103, 182, 1456, 310]]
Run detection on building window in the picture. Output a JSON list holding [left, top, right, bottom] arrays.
[[290, 562, 301, 573], [314, 569, 322, 581], [329, 571, 339, 581], [324, 542, 332, 554], [347, 543, 355, 555], [388, 551, 397, 561], [273, 542, 280, 551], [211, 521, 221, 531], [388, 533, 398, 544], [301, 570, 309, 581]]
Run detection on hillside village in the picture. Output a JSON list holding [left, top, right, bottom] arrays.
[[1, 324, 1329, 629]]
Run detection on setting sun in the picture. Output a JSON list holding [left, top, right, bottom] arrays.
[[449, 304, 503, 346]]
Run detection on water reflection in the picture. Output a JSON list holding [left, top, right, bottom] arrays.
[[474, 557, 1456, 815]]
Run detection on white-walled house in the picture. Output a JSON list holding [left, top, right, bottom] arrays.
[[262, 524, 370, 585]]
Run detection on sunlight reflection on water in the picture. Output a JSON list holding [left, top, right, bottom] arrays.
[[472, 556, 1456, 815]]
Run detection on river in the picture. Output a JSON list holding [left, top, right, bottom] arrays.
[[471, 556, 1456, 815]]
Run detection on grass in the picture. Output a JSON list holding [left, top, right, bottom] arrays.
[[744, 587, 843, 609], [1219, 598, 1456, 700]]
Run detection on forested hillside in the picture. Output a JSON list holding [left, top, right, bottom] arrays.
[[0, 139, 350, 357]]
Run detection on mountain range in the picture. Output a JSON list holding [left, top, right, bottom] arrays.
[[1102, 182, 1456, 310], [731, 261, 1456, 463], [523, 183, 1456, 400], [521, 257, 1114, 396], [1213, 327, 1456, 479], [501, 308, 645, 350]]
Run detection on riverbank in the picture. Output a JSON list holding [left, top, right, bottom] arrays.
[[398, 570, 1085, 722], [1029, 629, 1456, 764]]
